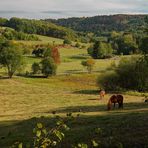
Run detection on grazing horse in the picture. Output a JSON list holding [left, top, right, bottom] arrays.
[[107, 95, 124, 110], [99, 90, 106, 100]]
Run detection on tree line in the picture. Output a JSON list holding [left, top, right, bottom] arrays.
[[0, 17, 78, 41], [0, 27, 39, 41], [47, 14, 147, 34]]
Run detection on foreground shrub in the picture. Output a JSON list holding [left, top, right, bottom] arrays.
[[11, 116, 70, 148], [11, 114, 123, 148]]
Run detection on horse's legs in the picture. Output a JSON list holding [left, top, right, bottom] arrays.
[[121, 103, 123, 109], [114, 103, 116, 108], [118, 103, 121, 108], [118, 103, 123, 109]]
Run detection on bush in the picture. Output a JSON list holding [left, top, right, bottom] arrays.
[[98, 56, 148, 91], [63, 39, 72, 45], [41, 57, 57, 77], [32, 62, 40, 74], [11, 114, 123, 148], [87, 45, 93, 55], [98, 72, 121, 91], [75, 42, 81, 48], [81, 59, 95, 73]]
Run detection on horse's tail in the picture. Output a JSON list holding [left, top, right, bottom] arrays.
[[107, 98, 112, 110]]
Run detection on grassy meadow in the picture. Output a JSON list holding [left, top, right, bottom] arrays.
[[0, 37, 148, 147]]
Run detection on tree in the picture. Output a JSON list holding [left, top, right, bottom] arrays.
[[144, 16, 148, 34], [44, 47, 60, 64], [32, 48, 45, 57], [116, 34, 138, 55], [81, 59, 95, 73], [5, 18, 78, 40], [0, 40, 24, 78], [32, 62, 40, 74], [63, 39, 72, 45], [41, 57, 57, 77], [32, 46, 60, 64], [140, 36, 148, 54], [98, 56, 148, 91], [51, 47, 61, 64], [0, 18, 7, 26], [89, 41, 113, 59], [75, 42, 81, 48], [43, 47, 52, 58]]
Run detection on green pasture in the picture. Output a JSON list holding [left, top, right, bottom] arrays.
[[0, 38, 148, 147], [0, 74, 148, 147], [22, 47, 119, 75]]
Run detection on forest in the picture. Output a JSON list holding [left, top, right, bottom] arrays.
[[47, 14, 147, 33]]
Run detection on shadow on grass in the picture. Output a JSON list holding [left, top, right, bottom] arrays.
[[49, 105, 107, 114], [48, 102, 148, 114], [73, 89, 99, 95], [69, 55, 88, 60], [17, 74, 47, 78], [65, 70, 83, 74], [0, 102, 148, 148], [0, 76, 10, 79]]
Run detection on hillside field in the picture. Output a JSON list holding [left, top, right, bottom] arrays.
[[0, 37, 148, 147]]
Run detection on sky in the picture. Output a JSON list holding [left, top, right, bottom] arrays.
[[0, 0, 147, 19]]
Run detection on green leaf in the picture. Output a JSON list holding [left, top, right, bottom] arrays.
[[42, 129, 47, 135], [95, 128, 102, 134], [18, 143, 23, 148], [92, 140, 99, 147], [56, 121, 62, 126], [36, 130, 41, 137], [52, 141, 57, 146], [62, 124, 70, 131], [33, 128, 36, 133], [37, 123, 43, 129], [78, 143, 88, 148], [55, 131, 63, 141]]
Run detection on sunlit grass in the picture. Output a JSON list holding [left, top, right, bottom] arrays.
[[0, 36, 148, 147]]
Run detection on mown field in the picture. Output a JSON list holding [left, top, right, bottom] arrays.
[[0, 37, 148, 148]]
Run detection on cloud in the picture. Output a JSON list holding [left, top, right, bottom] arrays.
[[0, 0, 147, 18]]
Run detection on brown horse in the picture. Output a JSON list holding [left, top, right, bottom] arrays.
[[99, 90, 106, 100], [107, 95, 124, 110]]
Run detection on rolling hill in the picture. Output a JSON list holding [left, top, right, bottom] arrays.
[[46, 14, 148, 34]]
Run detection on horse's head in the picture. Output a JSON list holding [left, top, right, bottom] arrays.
[[107, 99, 112, 111]]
